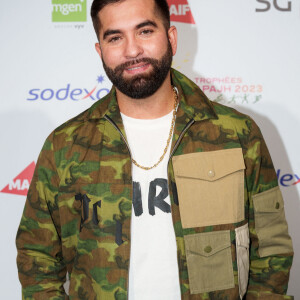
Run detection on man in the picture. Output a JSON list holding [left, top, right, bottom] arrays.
[[16, 0, 294, 299]]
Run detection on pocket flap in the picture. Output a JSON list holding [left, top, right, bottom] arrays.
[[184, 230, 231, 257], [172, 148, 245, 182], [253, 187, 284, 213]]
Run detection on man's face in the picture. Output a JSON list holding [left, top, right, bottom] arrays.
[[95, 0, 177, 99]]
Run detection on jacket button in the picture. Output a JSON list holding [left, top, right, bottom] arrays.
[[275, 202, 280, 209], [204, 246, 212, 253], [208, 170, 215, 178]]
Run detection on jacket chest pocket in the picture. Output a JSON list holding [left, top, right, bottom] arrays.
[[172, 148, 245, 228]]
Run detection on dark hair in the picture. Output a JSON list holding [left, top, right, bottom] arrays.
[[91, 0, 170, 40]]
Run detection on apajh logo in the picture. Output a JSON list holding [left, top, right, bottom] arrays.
[[195, 76, 264, 105], [167, 0, 195, 24], [52, 0, 87, 22], [1, 162, 35, 196]]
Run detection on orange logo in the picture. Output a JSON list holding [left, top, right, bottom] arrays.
[[1, 162, 35, 196], [167, 0, 195, 24]]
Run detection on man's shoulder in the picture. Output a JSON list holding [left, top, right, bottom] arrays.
[[210, 100, 258, 133], [54, 91, 112, 137], [45, 91, 112, 149], [172, 69, 255, 128], [210, 100, 253, 122]]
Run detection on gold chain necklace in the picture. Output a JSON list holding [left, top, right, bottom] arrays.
[[131, 86, 179, 170]]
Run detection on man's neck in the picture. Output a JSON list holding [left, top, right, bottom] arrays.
[[116, 73, 174, 119]]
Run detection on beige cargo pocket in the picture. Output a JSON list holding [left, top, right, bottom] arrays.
[[235, 223, 249, 299], [184, 230, 234, 294], [172, 148, 245, 228], [253, 187, 293, 257]]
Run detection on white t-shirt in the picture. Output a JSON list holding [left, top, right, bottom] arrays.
[[121, 111, 181, 300]]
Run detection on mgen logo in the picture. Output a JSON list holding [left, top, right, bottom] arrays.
[[52, 0, 87, 22], [167, 0, 195, 24], [1, 162, 35, 196]]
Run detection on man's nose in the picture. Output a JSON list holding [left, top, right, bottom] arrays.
[[124, 36, 143, 58]]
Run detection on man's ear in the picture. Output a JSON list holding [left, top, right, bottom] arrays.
[[168, 26, 178, 56], [95, 42, 102, 59]]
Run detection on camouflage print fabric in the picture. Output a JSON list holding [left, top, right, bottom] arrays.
[[16, 68, 294, 300]]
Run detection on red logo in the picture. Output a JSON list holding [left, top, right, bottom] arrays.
[[1, 162, 35, 196], [167, 0, 195, 24]]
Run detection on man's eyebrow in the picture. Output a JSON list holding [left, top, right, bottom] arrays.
[[103, 29, 121, 40], [102, 21, 157, 40], [136, 20, 158, 30]]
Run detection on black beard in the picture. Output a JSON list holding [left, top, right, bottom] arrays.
[[102, 42, 173, 99]]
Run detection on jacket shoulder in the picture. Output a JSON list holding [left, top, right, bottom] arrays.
[[54, 98, 103, 132], [52, 90, 112, 139], [211, 101, 253, 122], [209, 100, 259, 132], [42, 95, 109, 156]]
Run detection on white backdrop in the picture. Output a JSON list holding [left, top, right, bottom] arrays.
[[0, 0, 299, 298]]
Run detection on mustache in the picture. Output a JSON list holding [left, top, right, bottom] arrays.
[[114, 57, 158, 74]]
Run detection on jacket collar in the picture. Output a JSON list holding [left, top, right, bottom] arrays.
[[86, 68, 217, 122]]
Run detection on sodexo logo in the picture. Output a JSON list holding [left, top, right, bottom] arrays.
[[27, 75, 110, 101], [167, 0, 195, 24], [52, 0, 87, 22], [256, 0, 292, 12], [277, 169, 300, 187]]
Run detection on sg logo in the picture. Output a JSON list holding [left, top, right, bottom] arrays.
[[256, 0, 292, 12]]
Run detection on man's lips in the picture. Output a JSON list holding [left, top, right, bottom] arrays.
[[124, 63, 151, 74]]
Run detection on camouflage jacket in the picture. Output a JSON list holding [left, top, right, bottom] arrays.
[[16, 69, 294, 300]]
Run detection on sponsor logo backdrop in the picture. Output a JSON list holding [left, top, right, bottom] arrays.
[[0, 0, 299, 297]]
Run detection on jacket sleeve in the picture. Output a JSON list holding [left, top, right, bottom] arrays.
[[244, 119, 294, 299], [16, 132, 67, 299]]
